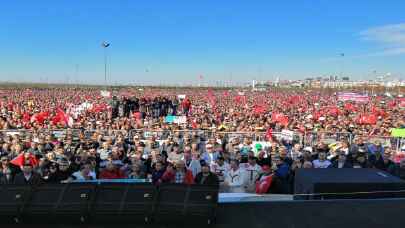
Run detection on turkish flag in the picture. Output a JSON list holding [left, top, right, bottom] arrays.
[[344, 103, 357, 112], [256, 174, 273, 194], [10, 153, 39, 167], [328, 107, 341, 116], [272, 113, 289, 126], [253, 105, 266, 115], [265, 128, 273, 141], [358, 114, 377, 125]]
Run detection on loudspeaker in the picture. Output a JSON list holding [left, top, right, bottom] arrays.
[[22, 184, 65, 223], [0, 185, 30, 223], [54, 183, 96, 223], [155, 184, 219, 225], [185, 184, 219, 224], [154, 184, 189, 224], [90, 183, 157, 224]]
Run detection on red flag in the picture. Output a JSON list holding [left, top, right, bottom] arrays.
[[22, 112, 31, 123], [255, 174, 273, 194], [265, 128, 273, 141], [328, 107, 341, 116], [357, 114, 377, 125], [344, 103, 357, 112], [272, 113, 289, 126], [10, 153, 39, 167], [253, 105, 266, 115], [388, 100, 396, 108]]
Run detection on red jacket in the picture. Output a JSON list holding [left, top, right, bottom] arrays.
[[99, 169, 125, 179], [162, 169, 194, 185]]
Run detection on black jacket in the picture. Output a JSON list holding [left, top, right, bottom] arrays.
[[194, 172, 219, 186], [331, 161, 353, 168], [0, 172, 14, 184], [13, 172, 44, 186], [46, 170, 72, 183]]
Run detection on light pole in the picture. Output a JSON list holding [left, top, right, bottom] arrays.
[[339, 53, 344, 80], [101, 41, 110, 88]]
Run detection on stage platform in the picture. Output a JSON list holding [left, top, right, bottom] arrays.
[[218, 193, 293, 203]]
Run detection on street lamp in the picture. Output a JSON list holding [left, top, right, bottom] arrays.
[[101, 41, 110, 87]]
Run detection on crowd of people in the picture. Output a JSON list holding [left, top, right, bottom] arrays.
[[0, 87, 404, 194]]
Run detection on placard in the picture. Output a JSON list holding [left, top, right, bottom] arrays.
[[391, 128, 405, 138]]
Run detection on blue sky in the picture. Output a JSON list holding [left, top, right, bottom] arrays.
[[1, 0, 405, 85]]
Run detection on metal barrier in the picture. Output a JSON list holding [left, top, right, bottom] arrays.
[[0, 129, 403, 151]]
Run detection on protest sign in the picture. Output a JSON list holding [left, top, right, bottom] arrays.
[[165, 116, 176, 123], [391, 128, 405, 138]]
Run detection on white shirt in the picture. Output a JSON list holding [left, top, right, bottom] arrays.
[[72, 171, 97, 181], [210, 162, 230, 182], [225, 168, 247, 193], [312, 159, 332, 168], [244, 163, 262, 188]]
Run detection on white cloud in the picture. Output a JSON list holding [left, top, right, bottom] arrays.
[[359, 23, 405, 46], [358, 23, 405, 56], [321, 23, 405, 62]]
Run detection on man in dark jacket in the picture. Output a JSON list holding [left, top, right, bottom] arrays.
[[0, 155, 19, 184], [331, 153, 353, 168], [46, 161, 72, 183], [13, 162, 44, 186], [195, 163, 219, 185]]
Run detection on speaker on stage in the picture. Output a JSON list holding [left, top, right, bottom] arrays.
[[154, 184, 189, 224], [185, 184, 219, 224], [155, 184, 219, 225], [90, 183, 157, 224], [0, 185, 31, 224], [54, 183, 96, 223], [22, 184, 65, 223]]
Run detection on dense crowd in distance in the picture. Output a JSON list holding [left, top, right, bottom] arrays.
[[0, 87, 404, 194]]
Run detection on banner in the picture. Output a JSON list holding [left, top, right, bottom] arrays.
[[165, 115, 187, 124], [165, 115, 176, 123], [280, 130, 294, 141], [337, 92, 369, 103], [178, 94, 186, 99], [100, 90, 111, 98], [174, 116, 187, 124], [391, 128, 405, 138]]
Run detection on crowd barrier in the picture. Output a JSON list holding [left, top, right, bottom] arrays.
[[1, 129, 403, 151], [0, 183, 219, 225]]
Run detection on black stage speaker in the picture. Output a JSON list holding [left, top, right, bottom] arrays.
[[0, 185, 30, 223], [22, 184, 64, 223], [90, 183, 157, 224], [21, 183, 96, 223], [53, 183, 96, 223], [185, 184, 219, 224], [155, 184, 219, 225], [294, 168, 405, 200]]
